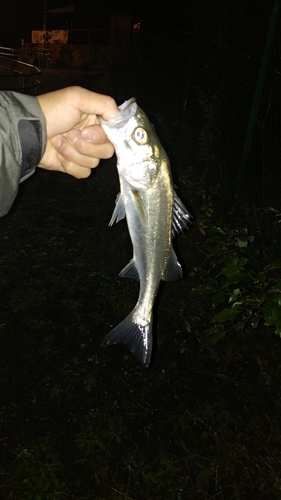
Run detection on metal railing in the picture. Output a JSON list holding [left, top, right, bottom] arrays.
[[0, 50, 41, 95], [21, 48, 52, 69], [0, 46, 19, 59]]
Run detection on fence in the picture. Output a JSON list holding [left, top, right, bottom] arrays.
[[182, 0, 281, 207], [0, 48, 41, 95]]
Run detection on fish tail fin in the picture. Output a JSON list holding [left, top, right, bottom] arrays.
[[101, 313, 152, 367]]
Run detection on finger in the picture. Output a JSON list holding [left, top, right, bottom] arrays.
[[59, 159, 93, 179], [54, 130, 115, 158], [79, 124, 109, 143], [38, 145, 94, 178], [52, 135, 114, 167], [67, 125, 113, 147]]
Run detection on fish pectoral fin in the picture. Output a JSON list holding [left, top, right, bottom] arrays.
[[119, 259, 140, 281], [172, 191, 191, 235], [101, 313, 153, 367], [109, 192, 126, 226], [162, 248, 183, 281]]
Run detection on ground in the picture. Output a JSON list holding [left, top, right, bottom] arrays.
[[0, 65, 281, 499]]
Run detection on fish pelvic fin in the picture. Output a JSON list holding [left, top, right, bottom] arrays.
[[172, 191, 191, 235], [119, 259, 140, 281], [162, 248, 183, 281], [109, 192, 126, 226], [101, 313, 152, 367]]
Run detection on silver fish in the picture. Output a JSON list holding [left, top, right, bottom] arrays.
[[99, 98, 190, 367]]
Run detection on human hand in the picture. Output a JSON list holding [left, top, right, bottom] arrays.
[[37, 86, 119, 178]]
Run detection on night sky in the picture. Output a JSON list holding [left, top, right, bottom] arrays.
[[0, 0, 41, 47]]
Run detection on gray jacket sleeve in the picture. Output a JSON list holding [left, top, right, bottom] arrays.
[[0, 91, 46, 218]]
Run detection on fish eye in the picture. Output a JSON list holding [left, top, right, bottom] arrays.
[[133, 127, 148, 145]]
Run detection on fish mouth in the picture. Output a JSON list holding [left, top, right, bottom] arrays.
[[99, 98, 137, 128]]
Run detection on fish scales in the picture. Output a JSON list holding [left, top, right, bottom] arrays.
[[99, 98, 190, 367]]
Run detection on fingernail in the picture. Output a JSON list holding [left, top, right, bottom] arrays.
[[81, 129, 91, 139]]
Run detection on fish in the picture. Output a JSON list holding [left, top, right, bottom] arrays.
[[99, 98, 190, 367]]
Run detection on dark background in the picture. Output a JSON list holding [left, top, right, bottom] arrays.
[[0, 0, 196, 47]]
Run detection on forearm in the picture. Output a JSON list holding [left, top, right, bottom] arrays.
[[0, 91, 46, 218]]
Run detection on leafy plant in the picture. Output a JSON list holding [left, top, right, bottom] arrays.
[[83, 373, 97, 393], [75, 417, 124, 456], [5, 435, 66, 500], [193, 215, 281, 349], [75, 423, 108, 455]]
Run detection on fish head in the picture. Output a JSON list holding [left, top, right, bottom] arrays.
[[99, 98, 164, 190]]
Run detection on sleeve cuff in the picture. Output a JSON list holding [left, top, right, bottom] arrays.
[[18, 119, 43, 182]]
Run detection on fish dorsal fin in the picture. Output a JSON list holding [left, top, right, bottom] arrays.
[[162, 248, 183, 281], [119, 259, 140, 281], [172, 191, 191, 235], [109, 192, 126, 226]]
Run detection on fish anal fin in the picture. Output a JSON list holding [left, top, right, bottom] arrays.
[[101, 313, 152, 367], [119, 259, 140, 281]]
